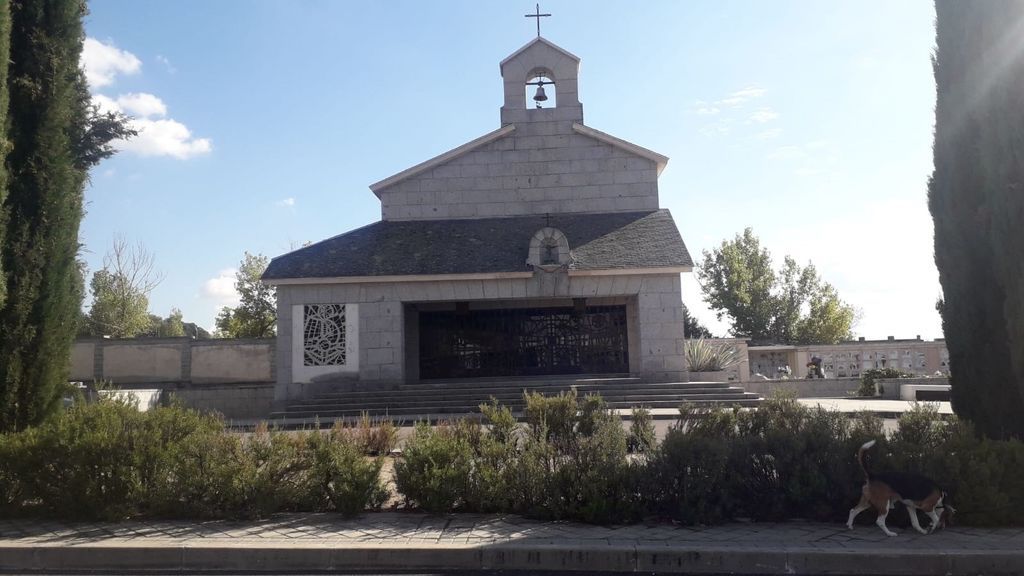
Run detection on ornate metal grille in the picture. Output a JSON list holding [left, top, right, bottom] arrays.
[[303, 304, 346, 366], [419, 305, 628, 379]]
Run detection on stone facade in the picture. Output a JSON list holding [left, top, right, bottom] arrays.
[[265, 36, 692, 407], [274, 273, 686, 405], [376, 122, 660, 221]]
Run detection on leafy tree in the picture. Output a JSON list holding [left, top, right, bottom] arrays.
[[215, 253, 276, 338], [697, 228, 856, 345], [0, 0, 133, 432], [929, 0, 1024, 439], [682, 302, 713, 339], [86, 238, 163, 338], [145, 309, 185, 338]]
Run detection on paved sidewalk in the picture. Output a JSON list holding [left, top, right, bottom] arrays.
[[1, 513, 1022, 574]]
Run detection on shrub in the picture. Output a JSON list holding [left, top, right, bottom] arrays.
[[524, 389, 579, 448], [857, 367, 915, 397], [522, 391, 639, 523], [0, 398, 389, 520], [645, 407, 736, 524], [628, 407, 657, 454], [394, 422, 475, 513], [300, 424, 388, 515], [18, 397, 149, 520], [347, 412, 400, 456], [685, 339, 740, 372], [732, 396, 858, 522], [462, 400, 523, 513]]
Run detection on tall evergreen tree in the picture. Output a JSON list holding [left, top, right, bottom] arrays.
[[929, 1, 1024, 440], [0, 0, 131, 432], [0, 0, 11, 307]]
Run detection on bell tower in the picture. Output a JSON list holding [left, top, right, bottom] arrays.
[[499, 37, 584, 126]]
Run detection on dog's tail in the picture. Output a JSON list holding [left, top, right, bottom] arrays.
[[857, 439, 876, 481]]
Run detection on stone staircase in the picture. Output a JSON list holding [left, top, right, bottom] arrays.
[[270, 376, 761, 422]]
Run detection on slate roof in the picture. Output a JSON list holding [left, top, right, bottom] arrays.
[[262, 210, 692, 281]]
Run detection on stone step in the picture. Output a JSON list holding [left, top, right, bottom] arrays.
[[396, 375, 641, 391], [271, 397, 764, 420], [307, 385, 738, 403], [285, 392, 759, 413]]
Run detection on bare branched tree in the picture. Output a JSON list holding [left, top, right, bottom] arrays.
[[87, 236, 165, 338]]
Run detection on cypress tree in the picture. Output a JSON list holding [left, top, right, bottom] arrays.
[[0, 0, 130, 432], [929, 1, 1024, 440], [0, 0, 10, 306]]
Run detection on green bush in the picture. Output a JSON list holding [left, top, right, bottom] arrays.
[[3, 391, 1021, 527], [394, 421, 475, 513], [517, 391, 639, 523], [347, 412, 401, 456], [644, 404, 736, 524], [300, 423, 389, 516], [857, 367, 915, 397], [0, 397, 389, 520], [628, 407, 656, 454], [462, 400, 523, 513], [17, 397, 152, 520]]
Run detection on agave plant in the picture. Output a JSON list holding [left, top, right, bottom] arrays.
[[685, 339, 740, 372]]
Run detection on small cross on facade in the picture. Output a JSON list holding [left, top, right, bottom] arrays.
[[525, 3, 551, 37]]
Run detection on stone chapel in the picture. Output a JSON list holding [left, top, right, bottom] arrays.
[[262, 35, 693, 406]]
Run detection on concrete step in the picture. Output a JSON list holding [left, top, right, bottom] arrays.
[[271, 396, 764, 420], [396, 374, 638, 390], [307, 385, 740, 403], [288, 387, 761, 409]]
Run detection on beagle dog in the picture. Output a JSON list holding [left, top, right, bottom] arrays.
[[846, 440, 956, 536]]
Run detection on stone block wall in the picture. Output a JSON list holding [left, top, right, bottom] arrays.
[[275, 271, 689, 404], [171, 384, 275, 420], [377, 118, 659, 221], [70, 338, 275, 386]]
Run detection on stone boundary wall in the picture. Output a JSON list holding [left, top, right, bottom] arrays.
[[742, 377, 862, 398], [876, 376, 950, 400], [169, 383, 275, 421], [742, 376, 951, 399], [70, 338, 275, 387]]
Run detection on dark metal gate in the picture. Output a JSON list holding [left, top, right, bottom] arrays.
[[418, 305, 629, 379]]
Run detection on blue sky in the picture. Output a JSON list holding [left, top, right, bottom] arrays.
[[80, 0, 940, 339]]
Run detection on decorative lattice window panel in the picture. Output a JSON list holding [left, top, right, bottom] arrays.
[[303, 304, 346, 366]]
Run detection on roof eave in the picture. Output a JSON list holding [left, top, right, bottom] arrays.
[[499, 36, 580, 70]]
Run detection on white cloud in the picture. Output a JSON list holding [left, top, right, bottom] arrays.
[[276, 197, 296, 207], [123, 118, 213, 159], [155, 54, 177, 74], [81, 38, 141, 88], [750, 107, 780, 123], [91, 91, 211, 159], [753, 128, 783, 140], [116, 93, 167, 118], [90, 93, 120, 115], [692, 100, 720, 115], [83, 37, 211, 160], [767, 145, 805, 161], [200, 269, 240, 306], [719, 86, 767, 106]]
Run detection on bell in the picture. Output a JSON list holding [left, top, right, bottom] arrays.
[[533, 84, 548, 102]]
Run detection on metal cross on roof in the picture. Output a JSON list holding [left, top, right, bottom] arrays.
[[525, 3, 551, 37]]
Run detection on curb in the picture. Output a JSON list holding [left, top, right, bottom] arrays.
[[2, 542, 1023, 574]]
